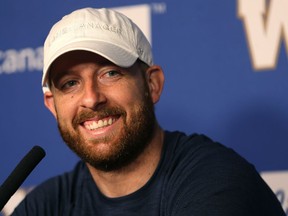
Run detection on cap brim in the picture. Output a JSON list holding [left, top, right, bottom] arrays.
[[42, 40, 138, 92]]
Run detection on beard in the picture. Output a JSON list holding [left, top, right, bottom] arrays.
[[56, 90, 156, 172]]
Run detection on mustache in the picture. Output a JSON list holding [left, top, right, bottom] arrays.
[[72, 107, 126, 127]]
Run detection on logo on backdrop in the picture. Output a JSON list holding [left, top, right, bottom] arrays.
[[238, 0, 288, 71], [0, 47, 43, 75], [1, 187, 33, 216], [261, 171, 288, 214]]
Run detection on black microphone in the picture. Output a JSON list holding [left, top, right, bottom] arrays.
[[0, 145, 46, 211]]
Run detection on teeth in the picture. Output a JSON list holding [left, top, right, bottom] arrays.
[[98, 120, 103, 127], [92, 121, 97, 128], [108, 118, 112, 125], [85, 118, 115, 130]]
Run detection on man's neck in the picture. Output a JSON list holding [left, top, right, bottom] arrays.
[[86, 126, 164, 198]]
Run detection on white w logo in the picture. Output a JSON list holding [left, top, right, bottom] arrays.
[[238, 0, 288, 70]]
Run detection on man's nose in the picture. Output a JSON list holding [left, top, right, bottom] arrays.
[[80, 82, 107, 109]]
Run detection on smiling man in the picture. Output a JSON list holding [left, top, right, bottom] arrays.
[[11, 7, 285, 215], [46, 51, 162, 175]]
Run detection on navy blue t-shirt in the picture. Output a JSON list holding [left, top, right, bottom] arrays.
[[12, 131, 285, 215]]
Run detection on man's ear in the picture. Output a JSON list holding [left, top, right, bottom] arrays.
[[146, 65, 165, 104], [44, 91, 57, 118]]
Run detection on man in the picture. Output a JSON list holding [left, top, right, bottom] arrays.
[[12, 7, 285, 215]]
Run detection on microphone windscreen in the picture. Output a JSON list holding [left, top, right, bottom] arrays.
[[0, 146, 46, 211]]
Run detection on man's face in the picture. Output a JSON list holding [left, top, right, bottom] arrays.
[[44, 51, 157, 171]]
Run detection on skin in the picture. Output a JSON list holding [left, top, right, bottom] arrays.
[[44, 50, 165, 197]]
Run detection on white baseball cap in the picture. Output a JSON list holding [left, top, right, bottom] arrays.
[[42, 7, 153, 93]]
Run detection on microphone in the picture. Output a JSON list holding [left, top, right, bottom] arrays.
[[0, 145, 46, 211]]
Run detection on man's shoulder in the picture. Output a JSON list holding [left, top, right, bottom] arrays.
[[164, 131, 248, 166], [163, 131, 259, 191], [162, 131, 285, 215]]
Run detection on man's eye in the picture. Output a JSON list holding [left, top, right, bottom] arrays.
[[106, 70, 120, 77], [62, 80, 78, 89], [98, 69, 122, 85]]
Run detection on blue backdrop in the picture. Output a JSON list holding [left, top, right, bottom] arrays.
[[0, 0, 287, 214]]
